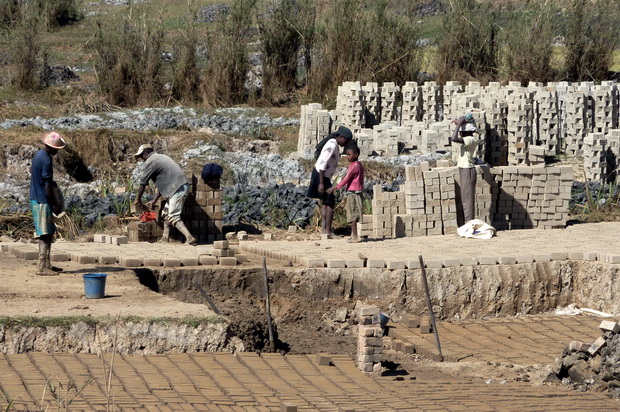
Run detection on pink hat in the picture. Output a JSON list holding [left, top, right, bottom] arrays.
[[42, 132, 66, 149]]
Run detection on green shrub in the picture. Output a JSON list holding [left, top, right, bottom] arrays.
[[93, 13, 165, 106], [171, 15, 200, 103], [10, 6, 46, 91], [0, 0, 81, 29], [562, 0, 619, 81], [500, 1, 558, 83], [201, 0, 256, 106], [308, 0, 422, 103], [435, 0, 499, 83]]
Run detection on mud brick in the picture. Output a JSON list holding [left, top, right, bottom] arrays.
[[515, 254, 534, 264], [75, 255, 96, 264], [588, 336, 607, 355], [199, 255, 218, 265], [94, 234, 108, 243], [606, 254, 620, 264], [533, 253, 551, 262], [110, 236, 128, 245], [420, 324, 433, 334], [51, 253, 70, 262], [327, 259, 346, 268], [143, 257, 161, 267], [358, 354, 381, 363], [425, 259, 443, 268], [0, 244, 10, 252], [498, 256, 517, 265], [359, 306, 380, 316], [181, 257, 199, 267], [459, 257, 478, 266], [599, 320, 620, 334], [316, 354, 332, 366], [403, 342, 415, 354], [219, 257, 237, 266], [301, 257, 324, 268], [288, 225, 297, 233], [442, 259, 460, 267], [406, 259, 421, 269], [402, 315, 420, 329], [12, 248, 38, 260], [345, 259, 364, 268], [393, 340, 404, 352], [263, 233, 273, 240], [568, 251, 585, 260], [569, 341, 585, 352], [550, 252, 568, 261], [120, 257, 142, 267], [367, 259, 385, 268], [226, 249, 236, 257], [213, 240, 229, 249], [162, 258, 181, 267], [386, 260, 405, 270], [583, 251, 598, 260], [212, 249, 228, 257], [235, 254, 248, 263]]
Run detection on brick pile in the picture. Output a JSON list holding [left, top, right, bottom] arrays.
[[362, 82, 381, 127], [357, 305, 383, 376], [564, 86, 587, 156], [480, 85, 508, 166], [506, 91, 532, 166], [442, 81, 463, 121], [336, 81, 365, 133], [421, 81, 441, 124], [547, 320, 620, 400], [380, 82, 400, 123], [591, 83, 615, 134], [182, 172, 224, 244], [401, 81, 421, 123], [371, 184, 405, 238], [298, 103, 331, 157], [532, 86, 560, 155], [583, 133, 607, 182]]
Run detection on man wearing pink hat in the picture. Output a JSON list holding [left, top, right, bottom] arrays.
[[30, 132, 66, 276]]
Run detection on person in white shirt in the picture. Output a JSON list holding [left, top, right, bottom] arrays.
[[307, 126, 353, 238], [451, 115, 479, 223]]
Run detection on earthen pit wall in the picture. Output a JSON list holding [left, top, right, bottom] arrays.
[[155, 261, 620, 324]]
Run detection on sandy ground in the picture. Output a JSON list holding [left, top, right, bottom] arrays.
[[0, 248, 214, 318]]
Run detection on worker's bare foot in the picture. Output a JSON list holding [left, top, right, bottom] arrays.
[[36, 268, 59, 276], [185, 236, 198, 246], [158, 237, 169, 244], [347, 238, 360, 243]]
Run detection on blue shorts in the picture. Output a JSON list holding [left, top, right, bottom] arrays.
[[30, 200, 55, 237]]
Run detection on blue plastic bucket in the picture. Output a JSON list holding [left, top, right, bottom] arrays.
[[83, 273, 107, 299]]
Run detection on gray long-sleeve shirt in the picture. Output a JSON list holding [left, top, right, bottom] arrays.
[[139, 153, 188, 197]]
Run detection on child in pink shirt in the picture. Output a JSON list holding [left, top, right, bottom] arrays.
[[327, 145, 364, 243]]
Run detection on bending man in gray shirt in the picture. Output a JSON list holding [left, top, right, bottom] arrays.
[[133, 144, 197, 245]]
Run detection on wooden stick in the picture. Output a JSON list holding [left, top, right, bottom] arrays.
[[418, 255, 444, 362]]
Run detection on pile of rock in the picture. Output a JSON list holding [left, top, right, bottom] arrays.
[[546, 320, 620, 399]]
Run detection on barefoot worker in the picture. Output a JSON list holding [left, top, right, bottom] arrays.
[[133, 144, 197, 245], [30, 132, 66, 276]]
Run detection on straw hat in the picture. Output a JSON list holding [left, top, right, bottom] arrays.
[[42, 132, 66, 149]]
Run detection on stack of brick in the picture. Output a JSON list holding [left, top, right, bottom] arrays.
[[591, 84, 615, 134], [127, 221, 163, 243], [336, 81, 365, 132], [506, 91, 533, 166], [603, 81, 619, 130], [532, 87, 560, 155], [400, 121, 424, 150], [473, 166, 497, 225], [357, 305, 383, 376], [526, 166, 572, 229], [606, 129, 620, 182], [442, 81, 463, 121], [528, 145, 546, 166], [480, 88, 508, 166], [423, 170, 445, 235], [465, 81, 483, 95], [182, 171, 224, 244], [211, 240, 238, 265], [397, 164, 428, 237], [563, 86, 587, 156], [362, 82, 381, 127], [429, 121, 453, 151], [493, 166, 533, 230], [401, 82, 421, 123], [583, 133, 607, 182], [380, 82, 400, 123], [579, 83, 595, 134], [298, 103, 331, 157], [358, 214, 374, 238], [372, 185, 405, 238], [356, 128, 373, 158], [421, 81, 441, 124], [372, 122, 399, 157]]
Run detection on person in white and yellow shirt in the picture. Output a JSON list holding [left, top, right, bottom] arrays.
[[451, 115, 479, 223]]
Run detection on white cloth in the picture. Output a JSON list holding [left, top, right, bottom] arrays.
[[314, 138, 340, 178], [457, 219, 496, 239]]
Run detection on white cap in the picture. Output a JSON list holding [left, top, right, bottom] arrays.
[[460, 123, 477, 132], [134, 144, 153, 158]]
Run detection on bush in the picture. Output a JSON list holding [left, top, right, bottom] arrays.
[[500, 1, 558, 83], [258, 0, 316, 103], [93, 13, 165, 106], [201, 0, 256, 106], [435, 0, 499, 83], [171, 16, 201, 103], [562, 0, 619, 81], [10, 6, 46, 91], [0, 0, 81, 29], [308, 0, 422, 102]]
